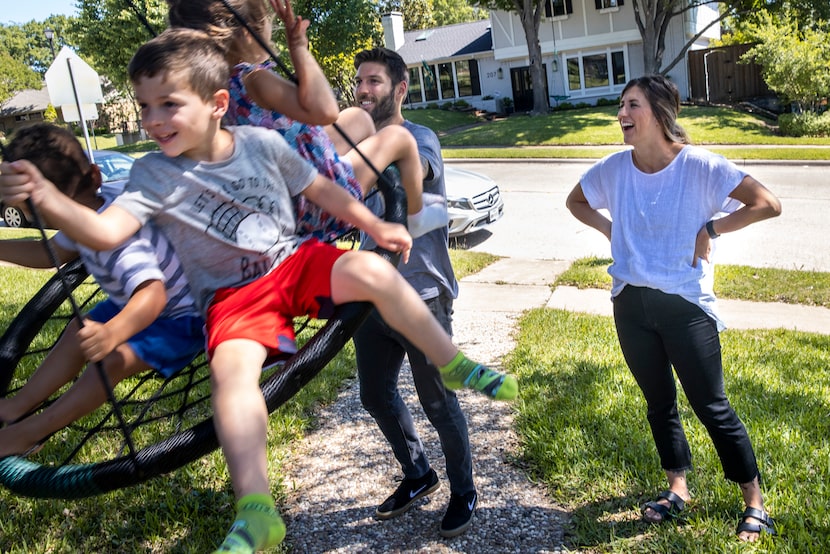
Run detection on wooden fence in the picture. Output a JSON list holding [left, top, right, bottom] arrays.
[[687, 44, 770, 104]]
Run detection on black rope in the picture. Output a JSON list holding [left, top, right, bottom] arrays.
[[121, 0, 160, 38], [0, 143, 141, 467]]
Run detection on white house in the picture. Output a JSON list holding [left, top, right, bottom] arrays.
[[385, 1, 720, 112]]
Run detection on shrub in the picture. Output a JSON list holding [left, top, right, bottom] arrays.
[[596, 97, 619, 107], [575, 102, 592, 109], [440, 102, 454, 110], [426, 103, 439, 110], [778, 111, 830, 137], [453, 99, 470, 109]]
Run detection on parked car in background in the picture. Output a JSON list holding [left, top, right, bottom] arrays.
[[2, 150, 135, 228], [445, 166, 504, 238]]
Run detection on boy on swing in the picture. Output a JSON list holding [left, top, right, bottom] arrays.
[[0, 123, 204, 458], [0, 29, 517, 553]]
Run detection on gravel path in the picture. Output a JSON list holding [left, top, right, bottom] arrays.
[[281, 260, 570, 553]]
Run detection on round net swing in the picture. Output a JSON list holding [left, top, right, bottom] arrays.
[[0, 166, 407, 499]]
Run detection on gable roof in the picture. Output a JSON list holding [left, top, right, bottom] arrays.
[[396, 19, 492, 64], [0, 86, 51, 117]]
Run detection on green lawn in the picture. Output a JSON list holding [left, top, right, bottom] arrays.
[[38, 104, 830, 161], [402, 104, 830, 161], [0, 247, 494, 553], [523, 256, 830, 551]]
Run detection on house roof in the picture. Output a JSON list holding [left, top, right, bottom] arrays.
[[0, 86, 51, 117], [396, 19, 492, 64]]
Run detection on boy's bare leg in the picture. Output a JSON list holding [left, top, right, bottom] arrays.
[[0, 318, 88, 425], [330, 251, 517, 400], [210, 338, 285, 552], [210, 339, 270, 497], [324, 107, 376, 156], [0, 344, 145, 457]]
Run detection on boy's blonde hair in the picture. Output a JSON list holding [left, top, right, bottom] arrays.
[[128, 27, 229, 102], [6, 123, 97, 199]]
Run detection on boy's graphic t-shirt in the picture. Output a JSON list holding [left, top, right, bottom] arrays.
[[114, 125, 318, 314]]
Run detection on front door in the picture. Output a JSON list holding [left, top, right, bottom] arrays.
[[511, 65, 548, 112]]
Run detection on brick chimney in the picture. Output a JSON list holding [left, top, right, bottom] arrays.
[[382, 12, 404, 51]]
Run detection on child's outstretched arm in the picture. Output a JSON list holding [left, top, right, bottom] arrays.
[[302, 173, 412, 262], [0, 159, 141, 251], [0, 235, 76, 269], [77, 280, 167, 362], [244, 0, 339, 126]]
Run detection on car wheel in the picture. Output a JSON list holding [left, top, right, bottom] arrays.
[[3, 204, 28, 228]]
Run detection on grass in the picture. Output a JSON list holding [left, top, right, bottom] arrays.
[[524, 258, 830, 550], [507, 308, 830, 553], [0, 247, 493, 552], [402, 104, 830, 161], [58, 104, 830, 161], [556, 256, 830, 307]]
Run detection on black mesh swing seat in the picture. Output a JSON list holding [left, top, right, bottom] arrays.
[[0, 167, 407, 499]]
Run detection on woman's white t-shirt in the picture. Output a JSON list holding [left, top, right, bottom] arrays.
[[579, 145, 746, 330]]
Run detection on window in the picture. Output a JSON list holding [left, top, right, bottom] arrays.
[[455, 59, 481, 97], [438, 62, 455, 100], [583, 54, 610, 88], [566, 50, 627, 92], [409, 59, 481, 104], [594, 0, 623, 9], [545, 0, 573, 18], [611, 51, 626, 85], [407, 67, 422, 104], [422, 63, 439, 101]]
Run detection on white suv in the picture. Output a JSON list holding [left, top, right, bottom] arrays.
[[445, 166, 505, 237]]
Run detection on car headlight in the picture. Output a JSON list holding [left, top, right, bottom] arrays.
[[447, 198, 474, 210]]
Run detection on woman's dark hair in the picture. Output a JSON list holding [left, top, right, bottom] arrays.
[[622, 74, 691, 145]]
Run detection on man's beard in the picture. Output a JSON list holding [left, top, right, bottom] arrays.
[[368, 92, 397, 126]]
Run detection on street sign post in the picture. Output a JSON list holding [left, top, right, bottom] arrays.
[[44, 46, 104, 162]]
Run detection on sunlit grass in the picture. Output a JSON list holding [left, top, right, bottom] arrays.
[[0, 248, 495, 552], [508, 308, 830, 552], [556, 256, 830, 307]]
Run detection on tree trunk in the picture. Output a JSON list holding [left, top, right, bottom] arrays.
[[515, 0, 549, 115]]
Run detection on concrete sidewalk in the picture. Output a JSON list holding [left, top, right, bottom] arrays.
[[456, 257, 830, 335]]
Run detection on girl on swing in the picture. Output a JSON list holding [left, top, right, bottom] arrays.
[[167, 0, 448, 242]]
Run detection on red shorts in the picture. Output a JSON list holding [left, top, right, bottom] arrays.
[[206, 239, 347, 358]]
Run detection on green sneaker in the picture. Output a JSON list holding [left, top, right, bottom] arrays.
[[440, 359, 518, 401]]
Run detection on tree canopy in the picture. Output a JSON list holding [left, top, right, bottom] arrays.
[[71, 0, 166, 94], [0, 17, 76, 104], [742, 11, 830, 111]]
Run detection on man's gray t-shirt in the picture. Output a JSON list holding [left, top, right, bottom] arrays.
[[114, 125, 317, 314], [363, 120, 458, 301]]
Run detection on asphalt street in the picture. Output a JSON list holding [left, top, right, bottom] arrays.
[[448, 159, 830, 272]]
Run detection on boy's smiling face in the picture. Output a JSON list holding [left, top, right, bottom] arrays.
[[134, 71, 229, 161]]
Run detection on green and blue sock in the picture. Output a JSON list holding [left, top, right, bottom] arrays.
[[439, 351, 518, 401], [214, 493, 285, 553]]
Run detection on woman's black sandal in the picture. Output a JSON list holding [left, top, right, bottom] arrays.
[[736, 507, 776, 538], [641, 490, 686, 523]]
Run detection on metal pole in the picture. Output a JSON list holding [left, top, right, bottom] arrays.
[[66, 57, 95, 162]]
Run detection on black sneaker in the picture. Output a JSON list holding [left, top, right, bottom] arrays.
[[440, 490, 477, 538], [376, 468, 440, 520]]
